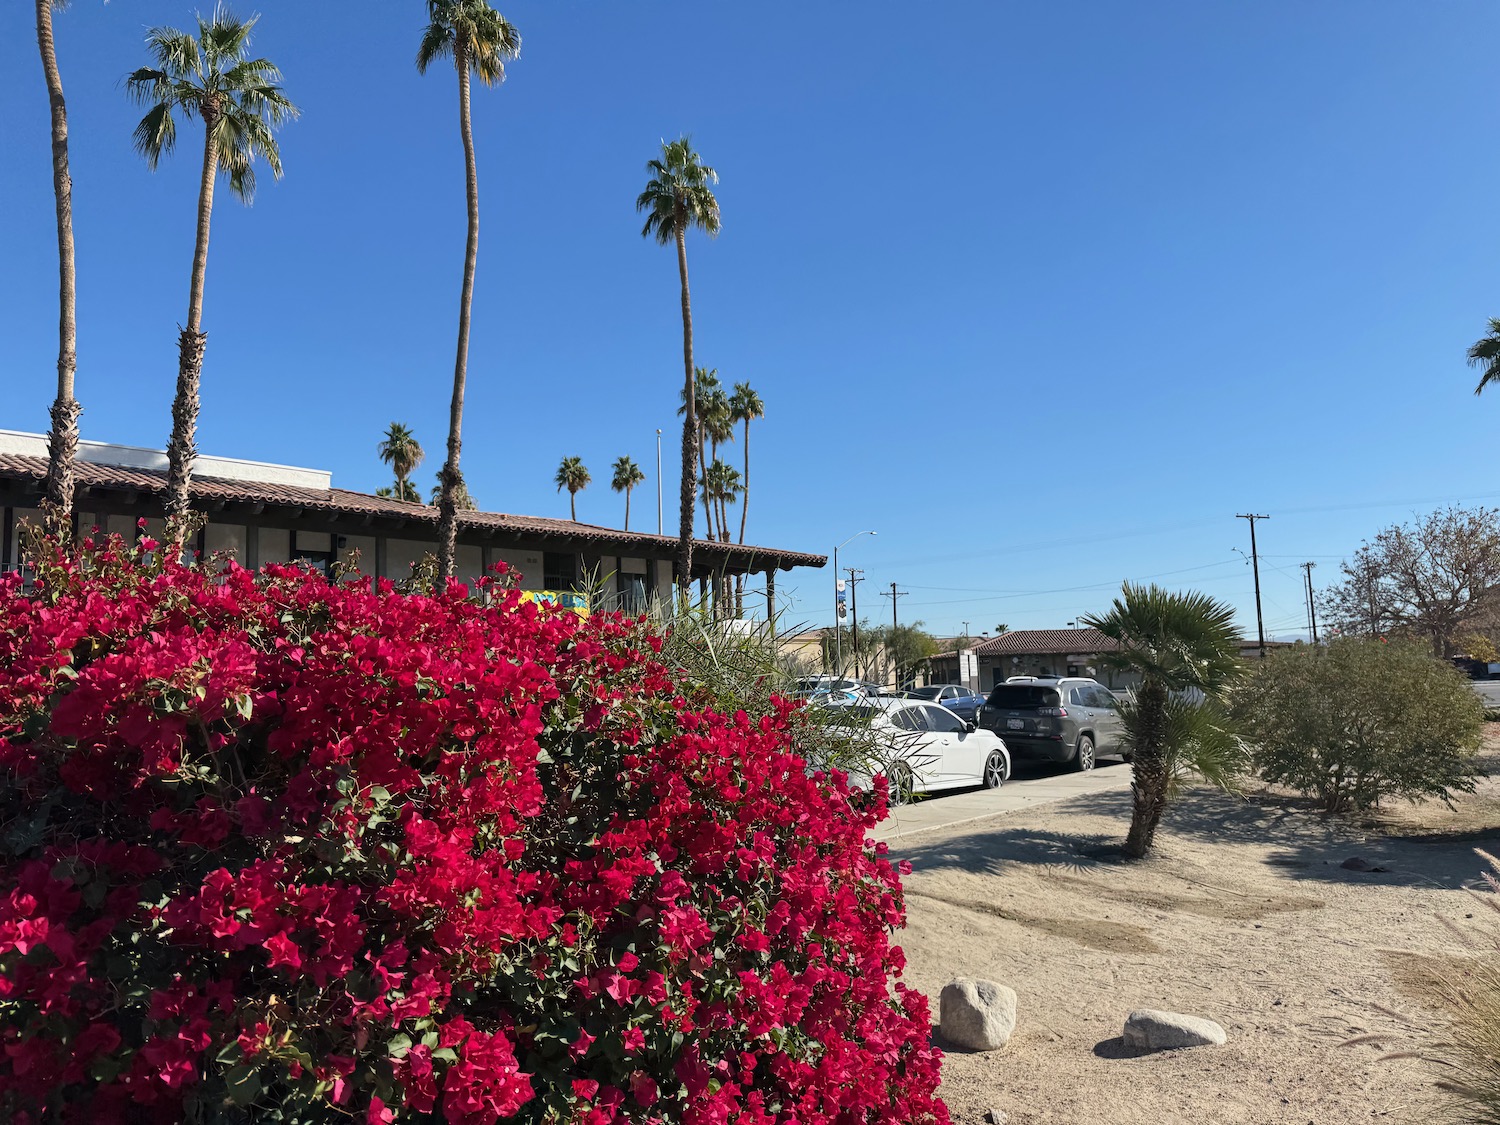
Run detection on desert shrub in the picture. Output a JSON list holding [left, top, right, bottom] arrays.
[[0, 535, 946, 1124], [1234, 637, 1483, 812]]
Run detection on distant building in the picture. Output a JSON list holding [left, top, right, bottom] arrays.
[[928, 627, 1295, 692], [0, 430, 824, 613]]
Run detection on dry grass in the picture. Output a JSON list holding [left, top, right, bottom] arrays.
[[1415, 851, 1500, 1124]]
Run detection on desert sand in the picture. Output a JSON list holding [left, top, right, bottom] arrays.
[[892, 746, 1500, 1124]]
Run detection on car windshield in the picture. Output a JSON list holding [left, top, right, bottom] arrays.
[[985, 685, 1063, 708], [907, 686, 942, 700]]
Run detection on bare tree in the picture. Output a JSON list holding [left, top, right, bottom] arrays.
[[1320, 506, 1500, 656]]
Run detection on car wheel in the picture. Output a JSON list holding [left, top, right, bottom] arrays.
[[983, 749, 1010, 789], [1073, 735, 1096, 772], [887, 762, 915, 806]]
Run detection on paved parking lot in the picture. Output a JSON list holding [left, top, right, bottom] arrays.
[[871, 759, 1133, 842], [1474, 680, 1500, 708]]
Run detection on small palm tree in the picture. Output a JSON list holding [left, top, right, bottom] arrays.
[[703, 459, 742, 543], [1083, 583, 1244, 858], [428, 473, 475, 509], [639, 137, 720, 598], [555, 456, 590, 521], [701, 387, 735, 538], [36, 0, 81, 536], [126, 6, 297, 540], [417, 0, 520, 581], [376, 481, 421, 503], [728, 382, 764, 546], [1468, 318, 1500, 396], [610, 455, 646, 530], [678, 366, 721, 539], [377, 422, 424, 500]]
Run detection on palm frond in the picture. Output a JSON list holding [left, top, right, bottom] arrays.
[[1082, 582, 1243, 695], [1117, 695, 1249, 798], [1468, 318, 1500, 397], [130, 101, 176, 167], [415, 22, 452, 73]]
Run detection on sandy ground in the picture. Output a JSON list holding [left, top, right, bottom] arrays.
[[894, 738, 1500, 1124]]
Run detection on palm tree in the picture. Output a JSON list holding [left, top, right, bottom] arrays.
[[678, 366, 721, 539], [376, 481, 421, 503], [555, 456, 590, 521], [126, 7, 297, 541], [417, 0, 520, 581], [428, 475, 475, 509], [1468, 318, 1500, 396], [728, 381, 763, 613], [728, 382, 764, 546], [1082, 583, 1244, 859], [36, 0, 80, 536], [703, 459, 742, 545], [701, 386, 735, 538], [611, 455, 646, 531], [377, 422, 424, 500], [638, 137, 720, 600]]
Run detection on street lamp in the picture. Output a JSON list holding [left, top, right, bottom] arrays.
[[833, 530, 875, 677], [655, 429, 663, 535]]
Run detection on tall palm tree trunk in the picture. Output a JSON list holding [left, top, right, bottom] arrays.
[[37, 0, 80, 538], [698, 425, 712, 540], [735, 419, 751, 614], [1123, 678, 1170, 858], [165, 100, 221, 541], [674, 225, 697, 601], [570, 490, 576, 521], [738, 418, 751, 545], [436, 45, 479, 582], [624, 486, 631, 531]]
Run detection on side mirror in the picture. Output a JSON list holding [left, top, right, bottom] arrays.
[[965, 719, 977, 732]]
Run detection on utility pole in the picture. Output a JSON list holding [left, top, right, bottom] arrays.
[[845, 567, 865, 678], [881, 582, 909, 686], [1301, 561, 1318, 643], [1236, 513, 1270, 659]]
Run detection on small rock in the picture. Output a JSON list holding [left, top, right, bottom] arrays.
[[1341, 856, 1372, 871], [985, 1110, 1008, 1125], [939, 978, 1017, 1051], [1122, 1009, 1226, 1051]]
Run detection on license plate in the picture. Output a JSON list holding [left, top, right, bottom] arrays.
[[1007, 719, 1024, 730]]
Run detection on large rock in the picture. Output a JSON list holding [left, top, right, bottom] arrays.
[[939, 978, 1017, 1051], [1123, 1009, 1226, 1051]]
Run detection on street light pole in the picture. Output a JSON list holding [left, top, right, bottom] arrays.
[[832, 530, 876, 676], [655, 429, 663, 535]]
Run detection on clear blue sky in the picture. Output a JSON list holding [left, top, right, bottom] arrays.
[[5, 2, 1500, 641]]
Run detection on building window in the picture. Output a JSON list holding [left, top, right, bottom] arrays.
[[543, 551, 576, 590], [618, 571, 647, 615]]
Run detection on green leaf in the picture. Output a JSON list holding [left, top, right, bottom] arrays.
[[387, 1033, 412, 1057], [225, 1063, 262, 1107]]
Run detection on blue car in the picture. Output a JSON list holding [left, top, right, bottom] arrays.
[[907, 684, 987, 722]]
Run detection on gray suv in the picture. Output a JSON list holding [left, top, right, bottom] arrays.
[[976, 677, 1124, 771]]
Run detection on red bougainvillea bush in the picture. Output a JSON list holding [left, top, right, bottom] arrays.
[[0, 534, 946, 1125]]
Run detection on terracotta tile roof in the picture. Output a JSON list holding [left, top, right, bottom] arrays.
[[0, 453, 826, 570], [973, 628, 1121, 656]]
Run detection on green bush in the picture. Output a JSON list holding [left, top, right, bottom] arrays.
[[1234, 638, 1483, 812]]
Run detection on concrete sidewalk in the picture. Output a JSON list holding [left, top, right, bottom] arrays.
[[872, 763, 1132, 843]]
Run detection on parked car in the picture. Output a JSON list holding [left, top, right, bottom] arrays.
[[848, 698, 1012, 803], [906, 683, 987, 721], [977, 677, 1124, 772]]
